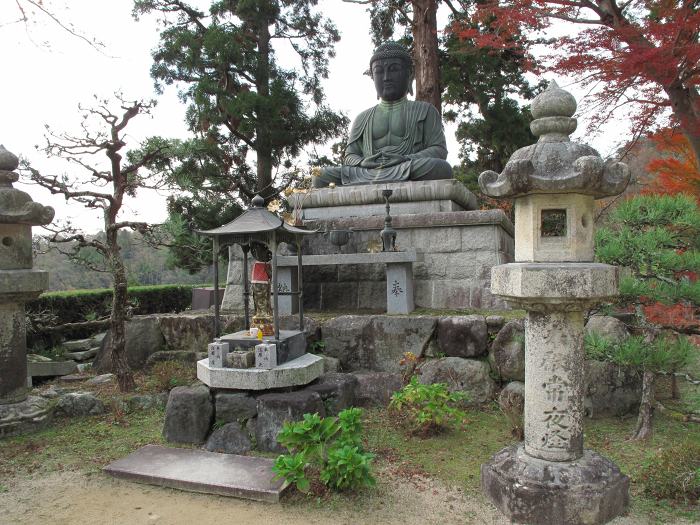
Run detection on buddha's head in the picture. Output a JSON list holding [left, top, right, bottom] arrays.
[[370, 41, 413, 102]]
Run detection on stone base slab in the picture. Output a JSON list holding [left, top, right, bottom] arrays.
[[481, 444, 629, 525], [0, 395, 54, 438], [303, 199, 465, 220], [291, 179, 477, 214], [0, 268, 49, 300], [491, 263, 619, 309], [220, 329, 306, 365], [104, 444, 287, 502], [197, 353, 323, 390]]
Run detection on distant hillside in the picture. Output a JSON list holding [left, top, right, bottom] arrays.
[[34, 230, 220, 291]]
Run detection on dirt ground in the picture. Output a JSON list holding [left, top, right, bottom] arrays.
[[1, 467, 692, 525]]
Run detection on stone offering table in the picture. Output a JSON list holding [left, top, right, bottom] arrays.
[[479, 82, 630, 524], [276, 249, 421, 315], [0, 146, 55, 438]]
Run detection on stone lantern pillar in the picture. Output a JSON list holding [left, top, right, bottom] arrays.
[[0, 145, 55, 438], [478, 82, 630, 524]]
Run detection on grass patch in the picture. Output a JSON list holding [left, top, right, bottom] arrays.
[[0, 408, 166, 479], [363, 405, 700, 522]]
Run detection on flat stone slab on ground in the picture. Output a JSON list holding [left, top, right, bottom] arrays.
[[103, 445, 287, 503], [64, 347, 99, 362], [27, 360, 78, 377]]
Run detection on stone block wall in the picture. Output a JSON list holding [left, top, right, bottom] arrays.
[[220, 209, 515, 311]]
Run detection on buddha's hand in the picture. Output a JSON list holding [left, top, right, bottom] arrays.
[[360, 153, 383, 168], [376, 152, 409, 167]]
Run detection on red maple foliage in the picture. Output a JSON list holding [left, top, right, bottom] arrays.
[[645, 128, 700, 200], [452, 0, 700, 167]]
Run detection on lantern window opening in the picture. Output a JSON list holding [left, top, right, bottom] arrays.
[[541, 209, 568, 238]]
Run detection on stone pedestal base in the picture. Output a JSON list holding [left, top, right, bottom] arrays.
[[481, 444, 629, 525], [0, 395, 54, 438]]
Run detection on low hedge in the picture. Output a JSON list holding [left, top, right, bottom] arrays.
[[27, 284, 204, 344]]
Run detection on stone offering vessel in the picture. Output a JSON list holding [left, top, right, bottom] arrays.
[[0, 145, 55, 437], [479, 82, 630, 524]]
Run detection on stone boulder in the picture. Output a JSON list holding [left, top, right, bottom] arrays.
[[436, 316, 488, 358], [57, 392, 105, 417], [162, 384, 213, 444], [93, 316, 166, 372], [585, 360, 641, 418], [498, 381, 525, 423], [255, 390, 325, 452], [418, 357, 497, 405], [320, 315, 437, 372], [305, 373, 358, 415], [319, 316, 373, 371], [215, 392, 257, 424], [488, 320, 525, 382], [279, 315, 322, 347], [585, 316, 629, 343], [351, 372, 403, 406], [157, 313, 217, 353], [205, 422, 252, 454]]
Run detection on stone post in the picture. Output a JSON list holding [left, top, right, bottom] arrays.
[[479, 82, 630, 524], [0, 145, 55, 438]]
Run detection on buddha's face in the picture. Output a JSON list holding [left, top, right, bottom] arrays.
[[371, 57, 410, 101]]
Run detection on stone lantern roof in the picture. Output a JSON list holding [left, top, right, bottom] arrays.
[[478, 81, 630, 199], [0, 145, 54, 225]]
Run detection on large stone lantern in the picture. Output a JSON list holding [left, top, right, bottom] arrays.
[[478, 82, 630, 524], [0, 145, 55, 437]]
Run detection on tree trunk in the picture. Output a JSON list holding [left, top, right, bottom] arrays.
[[664, 84, 700, 169], [107, 229, 134, 392], [255, 13, 273, 197], [631, 370, 656, 440], [412, 0, 441, 113]]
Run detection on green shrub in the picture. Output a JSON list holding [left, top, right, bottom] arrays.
[[389, 376, 468, 435], [27, 284, 197, 342], [273, 408, 375, 493], [640, 442, 700, 503]]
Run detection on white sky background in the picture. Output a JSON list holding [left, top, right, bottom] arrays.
[[0, 0, 611, 234]]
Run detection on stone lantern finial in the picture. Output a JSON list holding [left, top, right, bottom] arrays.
[[0, 145, 55, 226], [530, 81, 577, 142]]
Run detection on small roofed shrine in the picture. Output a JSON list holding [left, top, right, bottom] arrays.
[[196, 195, 322, 390]]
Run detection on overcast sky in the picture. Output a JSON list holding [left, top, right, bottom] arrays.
[[0, 0, 604, 233]]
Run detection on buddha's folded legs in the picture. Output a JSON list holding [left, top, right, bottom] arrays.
[[313, 159, 452, 188], [312, 166, 343, 188]]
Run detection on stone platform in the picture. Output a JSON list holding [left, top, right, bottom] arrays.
[[294, 179, 478, 219], [197, 353, 323, 390], [222, 208, 514, 312], [481, 444, 629, 525], [104, 444, 287, 502]]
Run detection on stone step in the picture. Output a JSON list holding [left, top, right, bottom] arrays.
[[64, 347, 99, 362], [27, 360, 78, 377], [103, 445, 287, 503]]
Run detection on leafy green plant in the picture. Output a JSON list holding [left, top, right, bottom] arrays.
[[320, 444, 376, 491], [273, 408, 374, 493], [389, 377, 468, 435], [640, 442, 700, 503], [308, 340, 326, 353]]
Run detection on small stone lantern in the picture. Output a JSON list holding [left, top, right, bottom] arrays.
[[478, 82, 630, 524], [0, 145, 55, 437]]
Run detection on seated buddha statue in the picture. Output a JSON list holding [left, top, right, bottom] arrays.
[[312, 41, 453, 188]]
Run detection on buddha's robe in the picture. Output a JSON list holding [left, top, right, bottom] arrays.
[[314, 97, 452, 187]]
